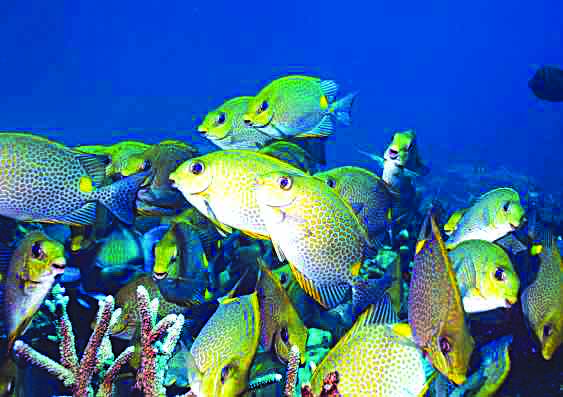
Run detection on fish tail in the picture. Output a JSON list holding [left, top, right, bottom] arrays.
[[351, 273, 395, 319], [93, 171, 150, 225], [329, 91, 358, 126]]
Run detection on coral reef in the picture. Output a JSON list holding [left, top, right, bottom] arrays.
[[284, 345, 300, 397], [300, 371, 341, 397], [13, 285, 133, 397]]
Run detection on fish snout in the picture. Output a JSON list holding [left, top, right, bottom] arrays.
[[52, 257, 67, 273], [387, 148, 399, 160], [153, 272, 168, 280], [243, 117, 254, 126], [198, 127, 208, 135]]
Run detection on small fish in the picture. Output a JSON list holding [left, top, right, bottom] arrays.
[[0, 133, 148, 225], [198, 96, 273, 150], [315, 166, 393, 245], [254, 171, 389, 313], [408, 211, 474, 385], [444, 208, 468, 236], [186, 292, 261, 397], [1, 231, 66, 350], [450, 335, 513, 397], [310, 297, 435, 397], [259, 141, 316, 173], [521, 233, 563, 360], [449, 240, 520, 313], [95, 224, 144, 270], [110, 275, 185, 341], [134, 140, 198, 211], [243, 75, 357, 139], [76, 140, 151, 177], [169, 150, 306, 239], [528, 65, 563, 102], [446, 188, 525, 250], [255, 258, 308, 364]]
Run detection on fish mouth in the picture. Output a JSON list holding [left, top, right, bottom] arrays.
[[504, 297, 517, 308], [252, 111, 275, 129], [387, 148, 399, 160], [153, 272, 168, 280], [52, 261, 66, 271]]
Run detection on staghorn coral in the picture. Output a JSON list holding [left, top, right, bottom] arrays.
[[134, 285, 185, 397], [284, 345, 300, 397], [13, 285, 133, 397], [301, 371, 341, 397]]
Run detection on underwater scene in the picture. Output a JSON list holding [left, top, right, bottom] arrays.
[[0, 2, 562, 397]]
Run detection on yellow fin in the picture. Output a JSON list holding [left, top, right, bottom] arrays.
[[319, 95, 329, 110], [204, 288, 213, 301], [415, 240, 426, 255], [288, 262, 323, 308], [350, 261, 362, 277], [79, 176, 94, 193], [530, 244, 543, 256], [392, 323, 413, 338], [418, 370, 438, 397], [241, 229, 270, 240]]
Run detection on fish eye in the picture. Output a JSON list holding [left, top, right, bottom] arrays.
[[257, 100, 269, 114], [543, 324, 553, 337], [170, 255, 177, 263], [220, 365, 231, 384], [279, 272, 288, 285], [190, 161, 204, 175], [439, 337, 451, 355], [217, 112, 226, 125], [278, 176, 292, 191], [280, 327, 289, 344], [31, 241, 44, 259], [142, 159, 152, 171], [502, 201, 510, 212], [326, 178, 336, 189], [494, 267, 506, 281]]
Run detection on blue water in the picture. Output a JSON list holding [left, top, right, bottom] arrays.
[[1, 1, 561, 189]]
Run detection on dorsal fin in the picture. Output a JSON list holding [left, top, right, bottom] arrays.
[[75, 153, 109, 187]]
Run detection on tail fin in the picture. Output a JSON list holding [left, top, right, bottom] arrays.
[[330, 91, 358, 126], [94, 171, 150, 225]]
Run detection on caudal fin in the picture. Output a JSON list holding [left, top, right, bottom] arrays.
[[95, 171, 150, 225], [330, 91, 358, 126]]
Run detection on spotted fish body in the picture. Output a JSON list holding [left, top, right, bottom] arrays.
[[315, 166, 392, 243], [259, 141, 315, 173], [198, 96, 273, 150], [254, 171, 372, 310], [521, 234, 563, 360], [449, 239, 520, 313], [0, 133, 147, 225], [187, 292, 260, 397], [445, 188, 525, 250], [310, 302, 433, 397], [3, 231, 66, 350], [408, 213, 474, 385], [244, 75, 357, 139], [170, 150, 306, 239], [255, 259, 308, 364]]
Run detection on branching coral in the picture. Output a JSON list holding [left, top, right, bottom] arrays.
[[13, 286, 133, 397], [284, 345, 300, 397], [134, 285, 185, 397]]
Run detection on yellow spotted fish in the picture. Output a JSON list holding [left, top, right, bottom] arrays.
[[169, 150, 306, 239], [255, 258, 308, 364], [521, 233, 563, 360], [254, 171, 388, 313], [408, 212, 474, 385], [186, 292, 260, 397], [76, 140, 150, 177], [445, 188, 525, 250], [2, 231, 66, 351], [0, 133, 148, 225], [198, 96, 273, 150], [449, 239, 520, 313], [243, 75, 357, 139], [310, 297, 435, 397]]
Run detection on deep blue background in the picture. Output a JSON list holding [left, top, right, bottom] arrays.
[[1, 1, 561, 189]]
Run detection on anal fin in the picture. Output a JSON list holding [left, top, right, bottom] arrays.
[[58, 202, 98, 226]]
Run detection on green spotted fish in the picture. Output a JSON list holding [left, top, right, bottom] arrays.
[[75, 140, 150, 177], [310, 296, 435, 397], [198, 96, 273, 150], [254, 171, 388, 313], [449, 239, 520, 313], [0, 133, 147, 225], [169, 150, 306, 240], [445, 188, 525, 250], [258, 141, 316, 173], [521, 233, 563, 360], [1, 231, 66, 351], [315, 166, 393, 245], [408, 212, 474, 385], [243, 75, 357, 139], [186, 292, 261, 397]]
